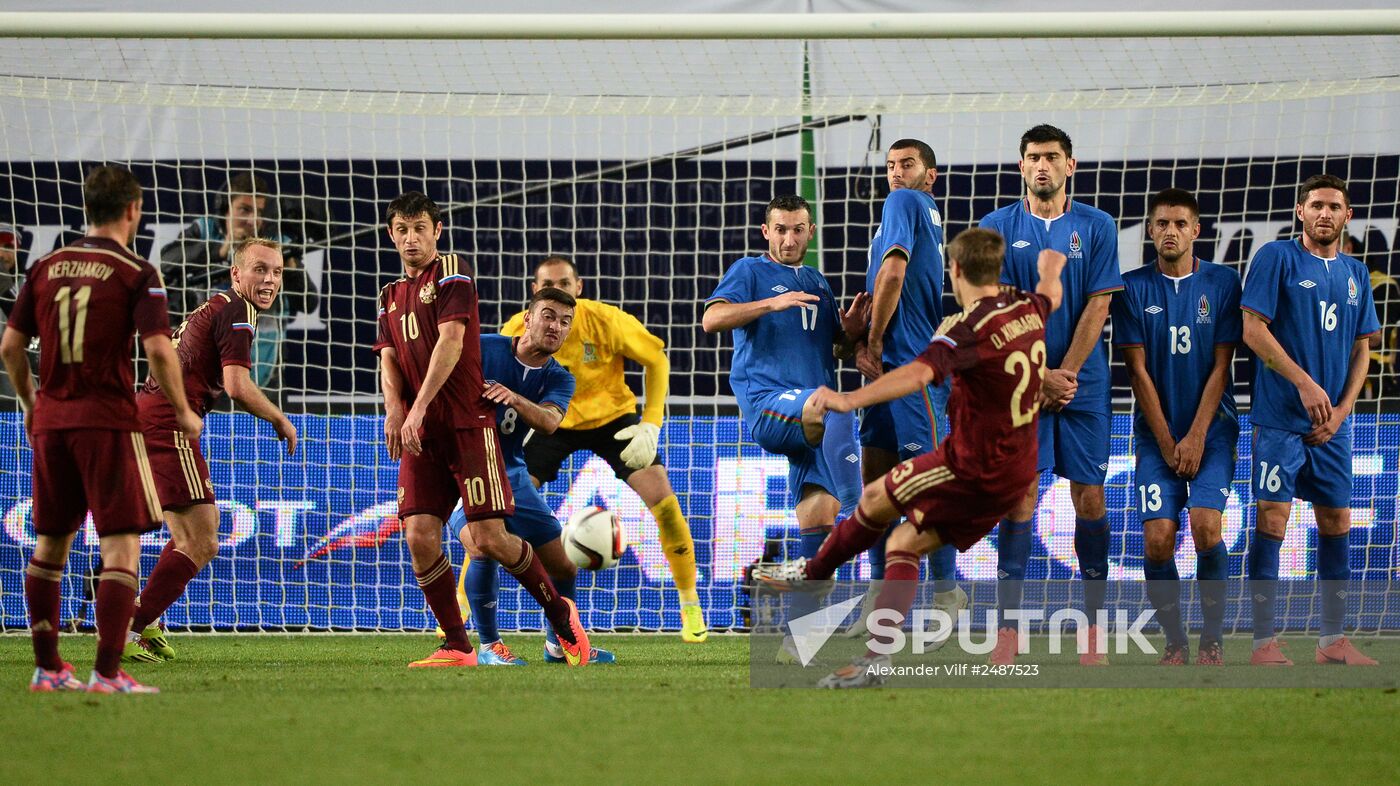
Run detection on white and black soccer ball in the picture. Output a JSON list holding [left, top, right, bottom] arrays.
[[563, 506, 626, 570]]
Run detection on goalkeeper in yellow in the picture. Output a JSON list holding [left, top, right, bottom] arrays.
[[502, 255, 708, 642]]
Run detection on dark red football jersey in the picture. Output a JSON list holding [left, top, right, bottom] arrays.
[[914, 286, 1052, 488], [372, 253, 492, 430], [6, 237, 170, 432], [139, 288, 255, 418]]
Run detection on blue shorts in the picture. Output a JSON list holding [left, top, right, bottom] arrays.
[[1134, 423, 1238, 518], [859, 374, 950, 459], [1039, 406, 1111, 485], [448, 469, 561, 547], [1252, 422, 1353, 509], [747, 388, 862, 510]]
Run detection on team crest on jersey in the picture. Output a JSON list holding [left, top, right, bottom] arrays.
[[1196, 294, 1212, 324], [582, 342, 598, 363], [1012, 240, 1031, 249], [419, 280, 437, 304], [1068, 231, 1083, 258], [1348, 276, 1358, 305]]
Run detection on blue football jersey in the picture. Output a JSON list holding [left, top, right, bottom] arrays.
[[982, 198, 1123, 411], [706, 253, 841, 424], [1241, 238, 1381, 434], [867, 188, 946, 365], [1113, 258, 1242, 439], [480, 333, 576, 473]]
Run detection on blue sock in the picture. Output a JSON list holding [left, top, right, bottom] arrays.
[[1075, 516, 1110, 622], [791, 528, 831, 621], [929, 545, 957, 594], [544, 572, 577, 651], [1144, 557, 1187, 647], [867, 527, 891, 581], [1248, 531, 1283, 643], [465, 558, 500, 644], [996, 517, 1033, 629], [1317, 533, 1350, 639], [1196, 541, 1228, 643]]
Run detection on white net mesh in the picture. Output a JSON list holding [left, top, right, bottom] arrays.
[[1, 30, 1397, 633]]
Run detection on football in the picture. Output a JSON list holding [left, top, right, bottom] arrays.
[[563, 506, 626, 570]]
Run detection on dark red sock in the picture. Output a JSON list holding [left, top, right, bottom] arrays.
[[866, 550, 922, 657], [95, 567, 139, 678], [25, 558, 64, 670], [416, 553, 470, 651], [806, 505, 891, 579], [503, 540, 573, 642], [131, 542, 199, 631]]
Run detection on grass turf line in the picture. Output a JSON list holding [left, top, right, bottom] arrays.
[[2, 634, 1396, 785]]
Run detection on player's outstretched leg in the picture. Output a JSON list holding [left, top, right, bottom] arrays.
[[484, 530, 589, 666], [755, 498, 892, 589], [820, 518, 939, 689]]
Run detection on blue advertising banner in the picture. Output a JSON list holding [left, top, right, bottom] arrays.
[[1, 413, 1396, 631]]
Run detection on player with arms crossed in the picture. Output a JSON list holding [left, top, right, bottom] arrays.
[[702, 195, 867, 655], [2, 165, 201, 693], [853, 139, 964, 633], [1241, 174, 1379, 667], [447, 288, 616, 665], [980, 124, 1123, 664], [1111, 189, 1240, 666], [756, 230, 1065, 687], [376, 192, 589, 667], [122, 237, 299, 663], [503, 256, 707, 642]]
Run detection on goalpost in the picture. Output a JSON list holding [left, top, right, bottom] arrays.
[[1, 11, 1397, 635]]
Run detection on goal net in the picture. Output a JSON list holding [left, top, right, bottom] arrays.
[[1, 13, 1398, 635]]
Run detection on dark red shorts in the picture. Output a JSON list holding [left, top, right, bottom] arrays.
[[30, 428, 164, 537], [139, 419, 215, 510], [399, 426, 514, 523], [884, 447, 1030, 552]]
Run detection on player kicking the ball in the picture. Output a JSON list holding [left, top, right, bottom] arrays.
[[447, 288, 615, 665], [756, 229, 1065, 688], [375, 192, 589, 667], [123, 238, 299, 664]]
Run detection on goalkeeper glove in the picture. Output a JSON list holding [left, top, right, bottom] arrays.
[[614, 421, 661, 469]]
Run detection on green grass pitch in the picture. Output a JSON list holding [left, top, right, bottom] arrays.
[[3, 634, 1397, 784]]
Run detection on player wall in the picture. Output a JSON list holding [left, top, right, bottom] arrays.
[[0, 412, 1395, 632]]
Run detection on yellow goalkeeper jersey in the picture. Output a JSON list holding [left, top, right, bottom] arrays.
[[501, 297, 669, 430]]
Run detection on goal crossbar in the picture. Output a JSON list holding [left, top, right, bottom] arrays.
[[3, 11, 1400, 40]]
